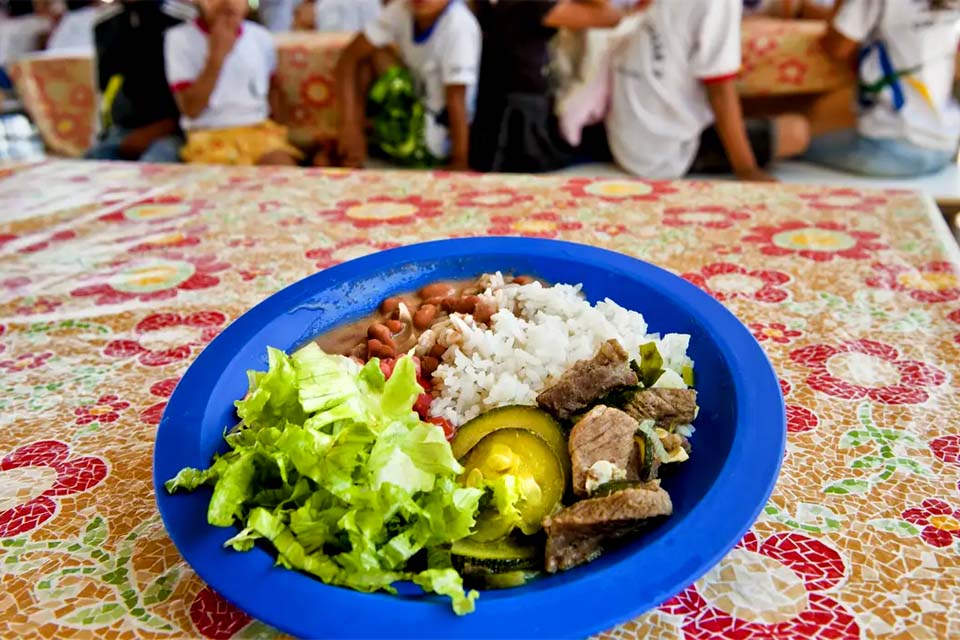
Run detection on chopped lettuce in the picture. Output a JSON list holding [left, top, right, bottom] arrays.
[[166, 344, 483, 614]]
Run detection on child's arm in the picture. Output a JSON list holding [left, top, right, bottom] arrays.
[[705, 78, 775, 181], [334, 33, 379, 167], [172, 19, 237, 119], [820, 25, 858, 65], [543, 0, 624, 29], [445, 84, 469, 170]]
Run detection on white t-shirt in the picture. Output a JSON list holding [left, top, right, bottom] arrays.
[[363, 0, 481, 158], [606, 0, 742, 178], [316, 0, 381, 32], [833, 0, 960, 151], [164, 19, 276, 131], [742, 0, 833, 17]]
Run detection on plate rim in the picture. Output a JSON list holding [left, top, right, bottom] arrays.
[[153, 237, 785, 638]]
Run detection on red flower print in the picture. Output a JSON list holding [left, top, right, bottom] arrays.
[[798, 188, 886, 212], [930, 434, 960, 467], [19, 229, 77, 254], [103, 310, 227, 368], [71, 253, 229, 306], [750, 322, 802, 344], [305, 239, 401, 269], [140, 377, 180, 425], [950, 309, 960, 344], [746, 34, 779, 58], [743, 220, 886, 262], [0, 351, 53, 373], [299, 74, 335, 108], [190, 586, 252, 639], [661, 531, 859, 639], [2, 276, 30, 291], [779, 378, 819, 434], [663, 206, 751, 229], [320, 196, 443, 228], [126, 225, 206, 253], [100, 196, 206, 224], [791, 339, 946, 405], [778, 59, 808, 85], [69, 84, 94, 109], [0, 440, 108, 537], [12, 297, 63, 316], [284, 46, 310, 69], [866, 262, 960, 304], [902, 499, 960, 548], [595, 223, 628, 237], [487, 212, 583, 239], [0, 324, 5, 355], [455, 189, 533, 208], [74, 394, 131, 426], [563, 177, 677, 201], [683, 262, 792, 304]]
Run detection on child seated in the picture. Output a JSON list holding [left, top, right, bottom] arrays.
[[606, 0, 809, 180], [743, 0, 834, 20], [294, 0, 382, 32], [470, 0, 625, 173], [164, 0, 301, 165], [334, 0, 481, 169], [807, 0, 960, 177], [86, 0, 191, 163]]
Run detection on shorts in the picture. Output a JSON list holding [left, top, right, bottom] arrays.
[[688, 119, 775, 174], [180, 120, 302, 165], [803, 129, 955, 178], [470, 93, 575, 173]]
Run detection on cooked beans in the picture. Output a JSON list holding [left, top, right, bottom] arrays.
[[474, 300, 496, 325], [421, 356, 440, 376], [367, 323, 393, 345], [385, 319, 403, 334], [367, 339, 396, 359], [429, 343, 446, 358], [512, 275, 534, 285], [414, 304, 438, 330], [380, 297, 401, 315], [419, 283, 457, 299]]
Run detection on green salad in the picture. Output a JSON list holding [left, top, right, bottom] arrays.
[[165, 344, 484, 614]]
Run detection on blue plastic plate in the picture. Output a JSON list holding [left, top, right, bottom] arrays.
[[154, 238, 785, 639]]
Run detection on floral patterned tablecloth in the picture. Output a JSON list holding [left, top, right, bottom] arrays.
[[1, 160, 959, 639]]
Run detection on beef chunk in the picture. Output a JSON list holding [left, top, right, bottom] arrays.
[[568, 405, 640, 497], [537, 339, 639, 420], [622, 388, 698, 429], [543, 483, 673, 573]]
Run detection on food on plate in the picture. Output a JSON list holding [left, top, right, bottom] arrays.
[[166, 272, 699, 612]]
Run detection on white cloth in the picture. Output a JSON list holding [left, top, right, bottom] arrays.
[[0, 15, 51, 67], [606, 0, 742, 178], [742, 0, 833, 17], [164, 20, 276, 131], [258, 0, 295, 32], [363, 0, 480, 158], [833, 0, 960, 152], [46, 6, 104, 53], [315, 0, 380, 32]]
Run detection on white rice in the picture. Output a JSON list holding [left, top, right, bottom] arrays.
[[419, 273, 694, 426]]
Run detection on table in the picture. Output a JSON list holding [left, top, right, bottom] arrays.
[[9, 20, 849, 158], [1, 160, 959, 638]]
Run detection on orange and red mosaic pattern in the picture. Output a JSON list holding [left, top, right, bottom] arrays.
[[1, 161, 959, 639]]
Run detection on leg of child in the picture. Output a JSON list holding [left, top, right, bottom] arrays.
[[257, 150, 299, 166], [771, 113, 811, 159], [804, 130, 955, 177]]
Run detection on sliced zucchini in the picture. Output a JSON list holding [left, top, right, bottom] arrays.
[[451, 536, 540, 574], [451, 405, 570, 482], [460, 429, 565, 536], [475, 570, 539, 590], [592, 479, 648, 497]]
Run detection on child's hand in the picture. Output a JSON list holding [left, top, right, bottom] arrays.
[[735, 167, 777, 182], [209, 17, 239, 63]]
